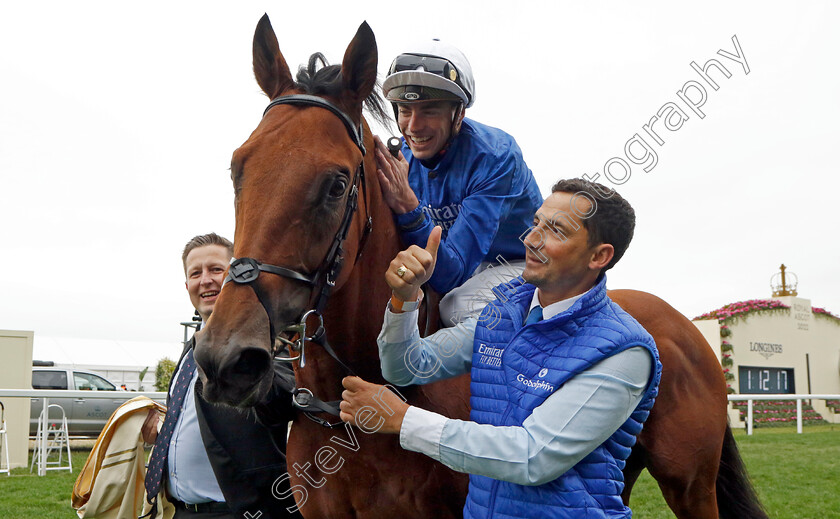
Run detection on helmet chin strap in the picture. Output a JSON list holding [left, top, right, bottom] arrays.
[[450, 103, 465, 136], [431, 103, 464, 165]]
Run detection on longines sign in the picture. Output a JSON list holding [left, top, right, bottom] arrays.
[[749, 341, 783, 359]]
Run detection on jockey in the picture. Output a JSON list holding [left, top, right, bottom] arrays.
[[374, 40, 543, 326]]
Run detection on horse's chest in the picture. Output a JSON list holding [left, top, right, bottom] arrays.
[[288, 422, 465, 518]]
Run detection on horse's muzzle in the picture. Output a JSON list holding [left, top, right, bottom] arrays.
[[194, 329, 274, 407]]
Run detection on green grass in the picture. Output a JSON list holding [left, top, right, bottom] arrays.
[[2, 426, 839, 518], [627, 424, 840, 518], [0, 446, 91, 519]]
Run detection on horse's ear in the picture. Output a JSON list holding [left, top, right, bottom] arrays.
[[340, 21, 378, 116], [253, 14, 295, 98]]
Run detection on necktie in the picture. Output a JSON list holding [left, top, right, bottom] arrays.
[[144, 348, 196, 502], [525, 305, 543, 326]]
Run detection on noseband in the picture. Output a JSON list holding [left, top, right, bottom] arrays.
[[223, 94, 372, 426]]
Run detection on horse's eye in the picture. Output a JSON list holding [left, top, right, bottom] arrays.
[[329, 177, 349, 198]]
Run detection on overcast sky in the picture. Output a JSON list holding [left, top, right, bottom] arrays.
[[1, 1, 837, 348]]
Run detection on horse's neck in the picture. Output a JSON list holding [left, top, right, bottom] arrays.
[[297, 137, 402, 395]]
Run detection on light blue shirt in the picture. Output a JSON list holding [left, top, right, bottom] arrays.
[[378, 288, 652, 486], [166, 334, 225, 503]]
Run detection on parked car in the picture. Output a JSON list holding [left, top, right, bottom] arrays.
[[30, 367, 126, 437]]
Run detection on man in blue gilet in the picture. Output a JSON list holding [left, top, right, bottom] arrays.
[[340, 179, 662, 518], [375, 41, 543, 326]]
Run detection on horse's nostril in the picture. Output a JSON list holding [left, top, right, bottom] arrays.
[[231, 347, 271, 378], [208, 346, 273, 406]]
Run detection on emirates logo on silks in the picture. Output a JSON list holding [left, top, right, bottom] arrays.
[[538, 368, 549, 378]]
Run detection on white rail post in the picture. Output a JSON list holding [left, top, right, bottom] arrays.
[[747, 399, 753, 436], [796, 398, 803, 434], [39, 397, 49, 476]]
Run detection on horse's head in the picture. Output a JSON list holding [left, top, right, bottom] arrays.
[[194, 15, 384, 407]]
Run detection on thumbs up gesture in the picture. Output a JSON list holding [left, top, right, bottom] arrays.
[[386, 226, 442, 303]]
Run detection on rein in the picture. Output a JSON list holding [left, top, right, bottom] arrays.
[[224, 93, 373, 427]]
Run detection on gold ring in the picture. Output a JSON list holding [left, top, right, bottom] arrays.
[[396, 265, 407, 278]]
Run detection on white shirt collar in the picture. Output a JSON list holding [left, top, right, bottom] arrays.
[[528, 285, 593, 321]]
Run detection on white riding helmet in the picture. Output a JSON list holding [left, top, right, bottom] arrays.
[[383, 39, 475, 108]]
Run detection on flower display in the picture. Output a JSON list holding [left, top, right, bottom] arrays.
[[694, 299, 790, 322], [730, 400, 829, 428], [812, 307, 840, 324]]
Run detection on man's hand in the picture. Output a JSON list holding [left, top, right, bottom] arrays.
[[141, 407, 162, 444], [375, 135, 419, 214], [386, 226, 442, 302], [339, 376, 409, 434]]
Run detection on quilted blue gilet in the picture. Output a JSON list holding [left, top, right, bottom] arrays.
[[464, 275, 661, 519]]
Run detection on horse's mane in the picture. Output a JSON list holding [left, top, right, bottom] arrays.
[[295, 52, 392, 130]]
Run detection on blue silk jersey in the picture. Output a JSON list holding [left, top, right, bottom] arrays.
[[395, 118, 543, 294]]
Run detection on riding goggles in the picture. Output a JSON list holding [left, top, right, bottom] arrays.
[[389, 54, 468, 95]]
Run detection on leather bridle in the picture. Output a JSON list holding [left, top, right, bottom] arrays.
[[222, 94, 373, 427]]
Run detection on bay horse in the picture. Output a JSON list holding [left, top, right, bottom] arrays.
[[195, 15, 767, 519]]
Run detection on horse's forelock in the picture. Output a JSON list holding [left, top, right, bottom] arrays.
[[293, 52, 391, 130]]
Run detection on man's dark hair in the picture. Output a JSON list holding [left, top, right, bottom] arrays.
[[182, 233, 234, 272], [551, 179, 635, 272]]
